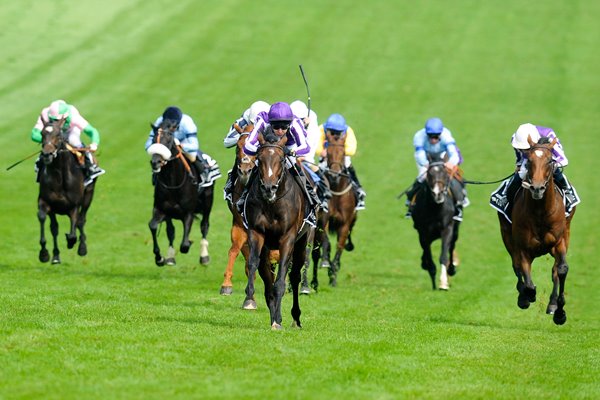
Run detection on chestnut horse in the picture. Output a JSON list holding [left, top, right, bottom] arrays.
[[498, 136, 576, 325], [148, 119, 214, 267], [242, 131, 311, 329], [37, 117, 96, 264], [317, 129, 357, 287], [411, 153, 460, 290]]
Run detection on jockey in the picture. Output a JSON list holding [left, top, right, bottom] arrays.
[[405, 117, 469, 220], [237, 101, 320, 219], [31, 99, 105, 186], [501, 123, 578, 211], [145, 106, 210, 188], [316, 113, 366, 210], [290, 100, 332, 213], [222, 100, 270, 202]]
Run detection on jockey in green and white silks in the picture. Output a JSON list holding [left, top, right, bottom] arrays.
[[31, 100, 105, 185]]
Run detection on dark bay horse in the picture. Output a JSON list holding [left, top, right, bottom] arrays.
[[498, 136, 576, 325], [411, 154, 460, 290], [37, 117, 95, 264], [242, 131, 311, 329], [148, 120, 214, 267], [220, 129, 280, 299], [315, 129, 357, 287]]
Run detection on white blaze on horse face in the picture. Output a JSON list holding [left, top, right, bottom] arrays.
[[45, 126, 54, 133], [268, 166, 274, 178], [535, 150, 544, 158]]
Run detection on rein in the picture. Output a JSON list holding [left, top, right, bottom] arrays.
[[153, 128, 193, 189]]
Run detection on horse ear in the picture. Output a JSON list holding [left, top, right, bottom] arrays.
[[258, 132, 265, 145], [527, 134, 535, 147], [278, 134, 288, 147], [550, 137, 557, 148]]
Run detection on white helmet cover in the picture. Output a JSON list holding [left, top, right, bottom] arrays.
[[512, 123, 540, 149], [290, 100, 309, 119], [248, 100, 270, 124]]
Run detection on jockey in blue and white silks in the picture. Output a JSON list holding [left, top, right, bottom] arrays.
[[405, 117, 468, 221]]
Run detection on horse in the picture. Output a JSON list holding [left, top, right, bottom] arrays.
[[498, 136, 576, 325], [241, 130, 311, 329], [37, 117, 96, 264], [410, 153, 460, 290], [148, 119, 214, 267], [315, 129, 357, 288]]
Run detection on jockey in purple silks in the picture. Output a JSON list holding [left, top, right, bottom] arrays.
[[495, 123, 579, 214], [236, 102, 320, 221]]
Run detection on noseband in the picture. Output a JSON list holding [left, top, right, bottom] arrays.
[[521, 145, 555, 193]]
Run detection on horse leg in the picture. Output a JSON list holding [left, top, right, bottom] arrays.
[[448, 224, 460, 276], [165, 219, 176, 266], [149, 208, 166, 266], [199, 211, 210, 265], [320, 223, 331, 269], [243, 232, 264, 311], [311, 245, 321, 292], [270, 238, 295, 330], [514, 254, 536, 309], [438, 226, 453, 290], [300, 227, 315, 295], [552, 242, 569, 325], [77, 183, 95, 256], [419, 234, 436, 290], [257, 249, 274, 315], [179, 213, 194, 254], [49, 214, 61, 264], [38, 202, 50, 263], [220, 224, 247, 295], [65, 208, 78, 250], [547, 260, 559, 315], [290, 235, 308, 328]]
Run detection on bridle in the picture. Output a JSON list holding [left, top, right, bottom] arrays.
[[257, 143, 286, 191], [427, 161, 450, 203], [521, 144, 555, 194], [152, 127, 191, 189]]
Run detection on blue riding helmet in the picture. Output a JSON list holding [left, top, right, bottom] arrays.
[[425, 117, 444, 135], [162, 106, 183, 123], [324, 113, 348, 132]]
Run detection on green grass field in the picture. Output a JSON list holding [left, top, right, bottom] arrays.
[[1, 1, 599, 398]]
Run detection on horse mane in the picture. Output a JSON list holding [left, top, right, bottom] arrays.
[[537, 136, 552, 145], [263, 126, 280, 144]]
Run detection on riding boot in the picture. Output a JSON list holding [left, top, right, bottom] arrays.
[[449, 179, 466, 221], [316, 179, 331, 213], [84, 152, 105, 186], [235, 169, 255, 214], [503, 173, 522, 214], [223, 162, 238, 202], [347, 165, 366, 210], [293, 166, 319, 225], [554, 170, 576, 205], [404, 179, 423, 218], [192, 158, 210, 187]]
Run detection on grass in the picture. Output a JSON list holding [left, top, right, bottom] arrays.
[[1, 0, 599, 399]]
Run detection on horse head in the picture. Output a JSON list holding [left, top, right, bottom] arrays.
[[426, 152, 450, 204], [236, 125, 256, 186], [325, 130, 346, 185], [256, 128, 287, 203], [40, 117, 67, 165], [148, 119, 179, 173], [522, 135, 557, 200]]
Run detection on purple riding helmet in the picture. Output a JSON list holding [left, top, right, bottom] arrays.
[[268, 102, 294, 122]]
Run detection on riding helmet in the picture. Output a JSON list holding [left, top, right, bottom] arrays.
[[268, 102, 294, 122], [512, 123, 541, 149], [425, 117, 444, 135], [324, 113, 348, 132], [162, 106, 183, 124]]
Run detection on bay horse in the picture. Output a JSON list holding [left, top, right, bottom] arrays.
[[411, 153, 460, 290], [317, 129, 357, 287], [498, 136, 576, 325], [148, 119, 214, 267], [242, 130, 311, 329], [220, 129, 280, 299], [37, 117, 96, 264]]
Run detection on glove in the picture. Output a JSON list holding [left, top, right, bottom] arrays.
[[284, 147, 295, 157], [89, 143, 98, 152], [174, 138, 181, 146]]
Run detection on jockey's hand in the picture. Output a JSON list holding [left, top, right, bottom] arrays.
[[445, 162, 458, 174], [320, 149, 327, 158], [89, 143, 98, 152], [174, 138, 181, 146], [284, 147, 295, 157]]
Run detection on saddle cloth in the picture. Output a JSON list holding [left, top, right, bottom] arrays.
[[199, 153, 222, 187]]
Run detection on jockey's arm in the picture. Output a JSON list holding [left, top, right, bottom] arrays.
[[83, 124, 100, 146], [344, 127, 357, 156]]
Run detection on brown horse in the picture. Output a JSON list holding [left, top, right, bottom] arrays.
[[148, 120, 214, 267], [317, 129, 357, 287], [242, 131, 311, 329], [37, 117, 96, 264], [498, 136, 576, 325]]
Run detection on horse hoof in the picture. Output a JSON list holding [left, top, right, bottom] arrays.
[[546, 304, 558, 315], [517, 297, 530, 309], [78, 246, 87, 256], [165, 258, 176, 266], [271, 322, 282, 330], [320, 261, 330, 268], [447, 265, 456, 276], [220, 286, 233, 296], [39, 251, 50, 263], [155, 257, 165, 267], [329, 279, 337, 287], [345, 242, 354, 251], [51, 257, 61, 265], [300, 286, 311, 295], [242, 299, 257, 310], [438, 285, 449, 291], [290, 320, 302, 329], [553, 310, 567, 325], [200, 256, 210, 265], [180, 246, 190, 254]]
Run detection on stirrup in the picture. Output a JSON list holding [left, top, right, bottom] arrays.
[[355, 200, 366, 211]]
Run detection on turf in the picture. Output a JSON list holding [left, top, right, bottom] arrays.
[[1, 1, 599, 399]]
